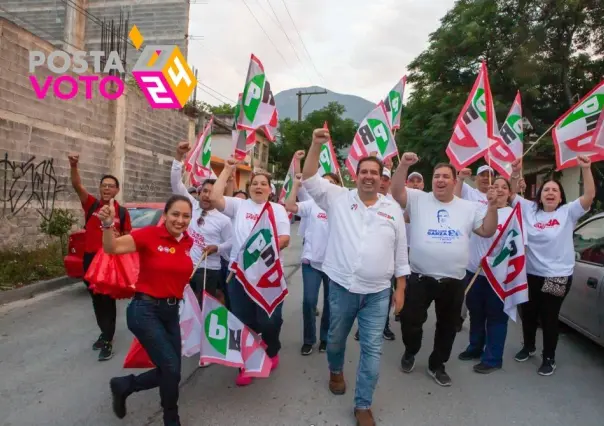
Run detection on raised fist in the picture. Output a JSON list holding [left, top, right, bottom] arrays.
[[400, 152, 419, 167], [295, 150, 305, 160], [312, 128, 330, 145], [97, 199, 115, 226], [67, 153, 79, 167], [458, 168, 472, 180]]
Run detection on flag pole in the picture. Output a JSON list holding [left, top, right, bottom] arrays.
[[521, 122, 555, 158], [465, 267, 482, 297], [189, 252, 208, 280], [203, 255, 208, 294]]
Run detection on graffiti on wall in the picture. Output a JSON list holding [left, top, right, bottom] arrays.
[[0, 153, 66, 221]]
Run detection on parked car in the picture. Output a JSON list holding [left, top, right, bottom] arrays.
[[559, 212, 604, 347], [63, 202, 165, 279]]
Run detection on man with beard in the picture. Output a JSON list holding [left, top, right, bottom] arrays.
[[391, 154, 498, 387], [302, 129, 409, 426]]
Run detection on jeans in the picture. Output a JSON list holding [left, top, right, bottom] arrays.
[[327, 281, 390, 409], [227, 276, 283, 357], [83, 252, 116, 342], [520, 274, 572, 359], [400, 273, 465, 371], [464, 271, 508, 367], [118, 297, 182, 425], [301, 263, 330, 345]]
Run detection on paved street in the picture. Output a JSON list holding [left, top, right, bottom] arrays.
[[1, 225, 604, 426]]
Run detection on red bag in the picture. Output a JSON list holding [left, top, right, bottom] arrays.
[[84, 252, 139, 299], [123, 338, 155, 369]]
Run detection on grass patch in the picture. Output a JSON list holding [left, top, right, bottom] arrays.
[[0, 242, 65, 291]]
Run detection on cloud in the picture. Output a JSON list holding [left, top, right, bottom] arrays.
[[188, 0, 455, 105]]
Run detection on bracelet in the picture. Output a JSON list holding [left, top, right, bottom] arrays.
[[100, 222, 114, 230], [511, 174, 520, 179]]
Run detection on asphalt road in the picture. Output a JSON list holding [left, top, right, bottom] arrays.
[[1, 224, 603, 426]]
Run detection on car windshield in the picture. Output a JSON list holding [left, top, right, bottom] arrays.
[[128, 208, 162, 228]]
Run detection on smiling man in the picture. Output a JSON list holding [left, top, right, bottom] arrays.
[[302, 129, 409, 426]]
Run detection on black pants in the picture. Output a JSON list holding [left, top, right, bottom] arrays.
[[189, 267, 222, 300], [83, 252, 117, 342], [385, 276, 396, 329], [520, 274, 572, 359], [400, 273, 465, 370]]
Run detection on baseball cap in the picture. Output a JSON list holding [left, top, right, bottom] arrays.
[[382, 168, 391, 179], [408, 171, 423, 181], [187, 186, 197, 194], [477, 165, 494, 175]]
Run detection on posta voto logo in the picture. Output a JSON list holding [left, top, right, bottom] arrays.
[[28, 25, 196, 109]]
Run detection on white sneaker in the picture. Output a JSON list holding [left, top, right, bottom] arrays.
[[198, 362, 211, 368]]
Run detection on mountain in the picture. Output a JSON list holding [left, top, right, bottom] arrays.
[[274, 86, 375, 123]]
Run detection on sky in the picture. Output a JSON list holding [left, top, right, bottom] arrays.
[[187, 0, 456, 106]]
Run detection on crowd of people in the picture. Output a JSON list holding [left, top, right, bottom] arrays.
[[68, 126, 596, 426]]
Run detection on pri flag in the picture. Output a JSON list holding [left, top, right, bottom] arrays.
[[552, 81, 604, 170], [345, 101, 399, 180], [231, 202, 288, 316], [185, 117, 214, 187], [485, 91, 524, 178], [237, 54, 279, 141], [232, 92, 257, 161], [481, 203, 528, 322], [591, 109, 604, 153], [200, 291, 272, 378], [383, 76, 406, 130], [179, 285, 203, 357], [446, 62, 491, 170], [318, 122, 340, 176]]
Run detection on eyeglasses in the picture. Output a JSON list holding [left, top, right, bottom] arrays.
[[101, 184, 117, 189], [197, 210, 208, 226]]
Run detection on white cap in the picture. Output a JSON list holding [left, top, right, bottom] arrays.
[[382, 168, 391, 178], [477, 165, 494, 175], [408, 171, 423, 180], [271, 183, 276, 194]]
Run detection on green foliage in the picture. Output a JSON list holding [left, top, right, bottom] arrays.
[[0, 242, 65, 290], [207, 103, 236, 115], [39, 209, 79, 256], [271, 102, 358, 176]]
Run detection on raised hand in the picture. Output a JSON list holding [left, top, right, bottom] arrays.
[[97, 199, 116, 226], [295, 150, 305, 160], [400, 152, 419, 167], [577, 155, 592, 168], [312, 128, 330, 145], [511, 158, 522, 174], [67, 153, 79, 168], [486, 185, 497, 206], [176, 141, 191, 160], [458, 168, 472, 180]]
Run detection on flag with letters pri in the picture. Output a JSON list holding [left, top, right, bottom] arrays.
[[383, 76, 406, 131], [318, 121, 340, 176], [552, 81, 604, 170], [278, 156, 295, 220], [231, 202, 288, 316], [184, 117, 214, 186], [200, 291, 272, 378], [345, 101, 398, 180], [481, 203, 528, 322]]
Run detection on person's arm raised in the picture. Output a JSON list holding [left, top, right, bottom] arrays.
[[455, 168, 472, 198], [302, 129, 328, 180], [171, 141, 197, 204], [98, 200, 136, 254], [391, 152, 419, 209], [578, 156, 596, 211], [473, 186, 499, 238], [68, 153, 89, 204], [210, 158, 237, 212], [284, 173, 303, 214]]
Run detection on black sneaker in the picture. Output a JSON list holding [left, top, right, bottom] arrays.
[[383, 326, 395, 341], [538, 358, 556, 376], [319, 341, 327, 352], [514, 346, 536, 362], [300, 344, 313, 356], [400, 353, 415, 373], [354, 330, 359, 341], [92, 334, 104, 351], [109, 377, 128, 419], [458, 349, 482, 361], [427, 366, 452, 387], [99, 342, 114, 361], [473, 362, 501, 374]]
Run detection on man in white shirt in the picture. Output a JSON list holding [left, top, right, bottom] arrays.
[[391, 153, 498, 387], [407, 171, 424, 190], [303, 128, 410, 426]]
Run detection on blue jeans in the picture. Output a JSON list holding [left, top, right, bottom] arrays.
[[118, 298, 182, 425], [327, 281, 390, 409], [464, 271, 509, 367], [227, 276, 283, 357], [301, 263, 330, 345]]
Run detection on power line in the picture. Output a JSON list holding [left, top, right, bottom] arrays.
[[279, 0, 325, 86]]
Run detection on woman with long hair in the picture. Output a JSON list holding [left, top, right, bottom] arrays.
[[457, 177, 526, 374], [101, 195, 194, 426], [509, 156, 595, 376], [210, 159, 291, 387]]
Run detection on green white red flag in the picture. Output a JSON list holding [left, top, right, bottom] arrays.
[[383, 76, 406, 130], [481, 203, 528, 322], [185, 117, 214, 186], [199, 291, 272, 377], [231, 202, 288, 316], [236, 54, 279, 142], [485, 91, 524, 178], [591, 109, 604, 153], [232, 92, 257, 161], [278, 156, 296, 220], [345, 101, 398, 180], [179, 284, 203, 357], [552, 81, 604, 170], [446, 62, 492, 170], [319, 122, 340, 176]]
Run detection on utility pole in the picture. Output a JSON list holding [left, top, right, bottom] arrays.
[[296, 89, 328, 121]]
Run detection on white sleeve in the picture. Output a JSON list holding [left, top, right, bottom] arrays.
[[297, 186, 311, 202], [565, 198, 590, 224], [272, 203, 291, 236], [171, 160, 196, 205], [511, 194, 536, 212], [394, 210, 411, 277], [461, 182, 476, 201], [217, 217, 233, 258], [296, 200, 314, 218], [472, 204, 487, 231], [223, 197, 243, 219], [302, 173, 348, 212], [404, 188, 423, 219]]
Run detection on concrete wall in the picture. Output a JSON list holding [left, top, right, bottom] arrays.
[[0, 18, 194, 249]]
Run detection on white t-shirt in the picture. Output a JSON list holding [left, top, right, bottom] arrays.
[[297, 186, 311, 236], [512, 196, 589, 277], [387, 193, 410, 247], [222, 197, 291, 265], [297, 200, 329, 270], [405, 189, 486, 280], [462, 182, 489, 206]]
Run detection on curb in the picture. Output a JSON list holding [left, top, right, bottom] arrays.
[[0, 276, 80, 306]]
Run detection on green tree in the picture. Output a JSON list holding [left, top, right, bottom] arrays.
[[39, 209, 79, 256], [271, 102, 357, 176], [207, 103, 236, 115]]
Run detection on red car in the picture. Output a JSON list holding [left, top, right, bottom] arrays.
[[64, 202, 166, 279]]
